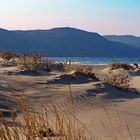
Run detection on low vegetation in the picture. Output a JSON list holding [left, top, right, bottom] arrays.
[[42, 59, 55, 72], [104, 72, 131, 90], [0, 51, 16, 66], [0, 51, 14, 61], [0, 51, 57, 72], [0, 93, 89, 140], [18, 53, 41, 72], [63, 64, 99, 80], [109, 62, 134, 70]]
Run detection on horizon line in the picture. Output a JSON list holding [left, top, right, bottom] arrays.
[[0, 26, 140, 37]]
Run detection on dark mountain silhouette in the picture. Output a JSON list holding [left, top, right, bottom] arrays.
[[0, 27, 140, 57], [104, 35, 140, 48], [0, 28, 41, 52]]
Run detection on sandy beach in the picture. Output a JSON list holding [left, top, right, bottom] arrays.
[[0, 64, 140, 140]]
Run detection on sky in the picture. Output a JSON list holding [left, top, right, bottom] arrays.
[[0, 0, 140, 35]]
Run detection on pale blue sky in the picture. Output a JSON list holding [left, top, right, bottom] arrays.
[[0, 0, 140, 35]]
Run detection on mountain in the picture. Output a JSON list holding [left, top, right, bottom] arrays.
[[104, 35, 140, 48], [0, 28, 41, 52], [0, 27, 140, 57]]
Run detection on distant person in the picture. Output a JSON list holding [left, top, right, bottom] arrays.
[[69, 59, 72, 65], [64, 58, 72, 65]]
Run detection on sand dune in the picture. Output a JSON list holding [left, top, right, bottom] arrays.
[[0, 66, 140, 139]]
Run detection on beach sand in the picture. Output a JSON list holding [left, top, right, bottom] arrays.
[[0, 65, 140, 139]]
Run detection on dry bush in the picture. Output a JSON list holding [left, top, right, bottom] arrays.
[[18, 53, 41, 71], [104, 72, 131, 90], [0, 51, 14, 61], [43, 59, 55, 72], [74, 65, 99, 80], [109, 62, 133, 70], [78, 67, 97, 79], [0, 51, 15, 66]]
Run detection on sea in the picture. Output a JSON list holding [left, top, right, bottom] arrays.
[[49, 57, 140, 65]]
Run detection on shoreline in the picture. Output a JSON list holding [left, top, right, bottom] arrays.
[[48, 57, 140, 66]]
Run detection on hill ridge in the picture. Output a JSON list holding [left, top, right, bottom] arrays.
[[0, 27, 140, 57]]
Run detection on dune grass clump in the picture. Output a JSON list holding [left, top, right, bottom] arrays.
[[0, 51, 16, 66], [0, 93, 89, 140], [77, 66, 98, 80], [62, 64, 98, 80], [43, 59, 55, 72], [109, 62, 133, 70], [0, 51, 14, 61], [18, 53, 41, 72], [104, 72, 131, 90]]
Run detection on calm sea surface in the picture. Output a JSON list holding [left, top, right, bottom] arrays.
[[49, 57, 140, 65]]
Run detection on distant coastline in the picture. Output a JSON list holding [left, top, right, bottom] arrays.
[[49, 57, 140, 65]]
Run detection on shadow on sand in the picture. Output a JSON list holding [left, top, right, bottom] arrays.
[[47, 72, 99, 85], [86, 83, 140, 102]]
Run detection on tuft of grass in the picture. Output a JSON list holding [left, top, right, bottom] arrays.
[[104, 72, 131, 90], [0, 93, 90, 140], [18, 53, 41, 72], [109, 62, 134, 70]]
